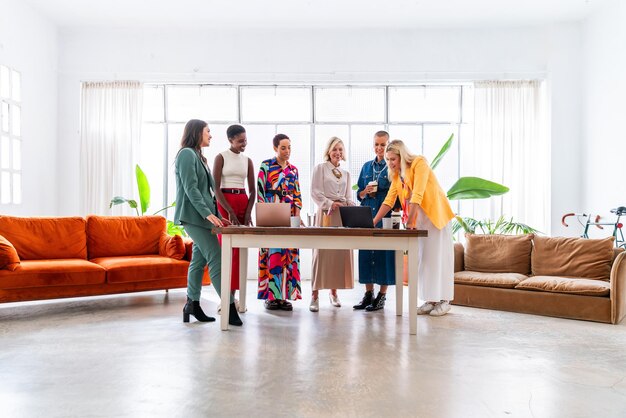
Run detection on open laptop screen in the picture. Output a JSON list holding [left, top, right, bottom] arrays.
[[339, 206, 375, 228]]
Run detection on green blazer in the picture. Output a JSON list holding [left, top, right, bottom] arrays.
[[174, 147, 218, 229]]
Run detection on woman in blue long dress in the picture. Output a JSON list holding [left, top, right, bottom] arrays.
[[353, 131, 396, 311]]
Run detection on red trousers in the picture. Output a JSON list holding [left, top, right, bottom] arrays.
[[217, 190, 249, 291]]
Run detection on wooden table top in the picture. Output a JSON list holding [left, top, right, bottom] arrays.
[[213, 226, 427, 237]]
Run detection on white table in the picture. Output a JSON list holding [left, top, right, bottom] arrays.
[[214, 226, 427, 335]]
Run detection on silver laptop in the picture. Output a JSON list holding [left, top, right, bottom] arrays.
[[256, 202, 291, 227]]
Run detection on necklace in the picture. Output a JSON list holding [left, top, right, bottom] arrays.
[[331, 167, 342, 179]]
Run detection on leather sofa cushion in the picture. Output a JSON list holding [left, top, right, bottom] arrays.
[[531, 236, 614, 281], [454, 271, 527, 289], [464, 233, 533, 275], [0, 259, 106, 289], [516, 276, 610, 297], [0, 216, 87, 260], [87, 216, 165, 259], [0, 234, 20, 271], [91, 255, 189, 283]]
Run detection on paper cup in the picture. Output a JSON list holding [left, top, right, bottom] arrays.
[[290, 216, 300, 228], [382, 218, 393, 229], [368, 180, 378, 193]]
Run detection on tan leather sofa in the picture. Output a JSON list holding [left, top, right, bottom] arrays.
[[451, 234, 626, 324]]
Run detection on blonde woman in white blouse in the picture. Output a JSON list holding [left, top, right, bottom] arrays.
[[310, 136, 355, 312]]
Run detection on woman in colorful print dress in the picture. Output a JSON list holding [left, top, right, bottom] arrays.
[[257, 134, 303, 311]]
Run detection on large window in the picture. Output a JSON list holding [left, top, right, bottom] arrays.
[[0, 65, 21, 205], [141, 84, 469, 217]]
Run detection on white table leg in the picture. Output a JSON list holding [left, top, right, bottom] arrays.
[[239, 247, 248, 313], [408, 239, 419, 335], [395, 250, 403, 316], [220, 234, 232, 331]]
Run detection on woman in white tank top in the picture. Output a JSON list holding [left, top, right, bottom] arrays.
[[213, 125, 256, 300]]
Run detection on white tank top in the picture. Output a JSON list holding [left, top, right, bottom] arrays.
[[219, 149, 248, 189]]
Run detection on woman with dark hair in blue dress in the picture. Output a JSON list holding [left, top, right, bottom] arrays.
[[353, 131, 396, 311]]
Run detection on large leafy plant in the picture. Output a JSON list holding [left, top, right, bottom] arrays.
[[431, 134, 509, 200], [453, 215, 540, 235], [110, 165, 185, 236]]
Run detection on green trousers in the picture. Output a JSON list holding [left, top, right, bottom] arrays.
[[183, 223, 233, 303]]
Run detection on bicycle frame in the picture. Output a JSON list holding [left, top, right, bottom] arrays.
[[561, 207, 626, 249]]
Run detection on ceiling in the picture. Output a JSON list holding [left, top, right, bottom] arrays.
[[24, 0, 606, 30]]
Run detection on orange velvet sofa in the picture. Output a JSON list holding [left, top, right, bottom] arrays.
[[0, 215, 208, 304]]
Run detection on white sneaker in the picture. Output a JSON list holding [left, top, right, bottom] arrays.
[[309, 297, 319, 312], [417, 302, 436, 315], [429, 301, 451, 317], [329, 293, 341, 307]]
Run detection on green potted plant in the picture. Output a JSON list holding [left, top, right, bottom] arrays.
[[110, 165, 185, 236]]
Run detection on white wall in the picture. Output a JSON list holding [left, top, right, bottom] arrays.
[[0, 0, 58, 216], [581, 0, 626, 237], [57, 24, 583, 238]]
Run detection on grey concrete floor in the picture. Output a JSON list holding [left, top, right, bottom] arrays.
[[1, 282, 626, 418]]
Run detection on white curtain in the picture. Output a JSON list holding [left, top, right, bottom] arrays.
[[460, 80, 550, 234], [80, 81, 143, 215]]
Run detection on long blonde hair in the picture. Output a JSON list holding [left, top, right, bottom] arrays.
[[385, 139, 418, 180], [323, 136, 346, 162]]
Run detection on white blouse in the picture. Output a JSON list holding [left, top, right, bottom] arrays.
[[219, 149, 248, 189], [311, 161, 354, 211]]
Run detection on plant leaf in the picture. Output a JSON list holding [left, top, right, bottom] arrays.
[[109, 196, 128, 207], [136, 164, 151, 215], [446, 177, 509, 200], [430, 133, 454, 170], [167, 221, 187, 237]]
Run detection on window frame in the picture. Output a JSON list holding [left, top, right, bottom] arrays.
[[141, 83, 469, 215]]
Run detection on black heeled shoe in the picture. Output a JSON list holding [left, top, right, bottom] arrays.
[[229, 302, 243, 326], [353, 290, 373, 310], [365, 292, 386, 311], [183, 297, 216, 322]]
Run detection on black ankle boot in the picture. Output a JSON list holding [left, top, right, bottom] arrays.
[[183, 297, 216, 322], [229, 302, 243, 326], [353, 290, 373, 310], [366, 292, 386, 311]]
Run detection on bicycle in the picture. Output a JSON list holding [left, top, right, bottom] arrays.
[[561, 206, 626, 249]]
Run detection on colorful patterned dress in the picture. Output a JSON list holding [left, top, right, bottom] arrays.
[[257, 158, 302, 301]]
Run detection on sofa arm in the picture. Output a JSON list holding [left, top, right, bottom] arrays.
[[454, 242, 464, 273], [610, 251, 626, 324]]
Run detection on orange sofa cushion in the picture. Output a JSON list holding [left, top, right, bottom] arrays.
[[532, 236, 614, 281], [91, 255, 190, 283], [0, 216, 87, 260], [0, 234, 20, 271], [464, 233, 534, 275], [159, 234, 185, 260], [0, 259, 106, 289], [87, 215, 166, 259]]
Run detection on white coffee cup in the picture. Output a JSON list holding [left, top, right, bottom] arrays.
[[382, 218, 393, 229], [290, 216, 300, 228], [368, 180, 378, 193]]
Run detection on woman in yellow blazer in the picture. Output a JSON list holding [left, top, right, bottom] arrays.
[[373, 139, 455, 316]]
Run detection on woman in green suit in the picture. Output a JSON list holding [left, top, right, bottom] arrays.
[[174, 119, 242, 326]]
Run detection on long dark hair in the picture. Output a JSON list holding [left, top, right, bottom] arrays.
[[180, 119, 208, 164]]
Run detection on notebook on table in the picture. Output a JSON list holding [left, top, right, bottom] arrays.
[[256, 202, 291, 227], [339, 206, 375, 228]]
